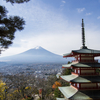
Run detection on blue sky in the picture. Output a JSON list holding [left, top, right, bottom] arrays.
[[1, 0, 100, 57]]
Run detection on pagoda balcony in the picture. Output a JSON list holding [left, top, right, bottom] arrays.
[[78, 87, 100, 90], [72, 60, 79, 63], [72, 60, 98, 63], [71, 72, 99, 76], [80, 73, 99, 76], [72, 85, 100, 90], [79, 60, 98, 63]]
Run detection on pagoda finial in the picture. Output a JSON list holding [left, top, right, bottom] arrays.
[[82, 19, 85, 47], [81, 19, 87, 49]]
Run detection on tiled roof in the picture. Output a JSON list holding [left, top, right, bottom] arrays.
[[63, 48, 100, 57], [61, 74, 100, 83], [58, 86, 78, 98], [70, 90, 100, 99], [62, 62, 100, 68], [56, 98, 67, 100]]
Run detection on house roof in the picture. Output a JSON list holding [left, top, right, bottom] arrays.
[[62, 62, 100, 68], [63, 48, 100, 57], [61, 75, 100, 83], [58, 86, 78, 98]]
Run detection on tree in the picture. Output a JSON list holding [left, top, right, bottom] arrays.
[[0, 6, 25, 51], [54, 88, 62, 98], [4, 74, 37, 99], [62, 61, 72, 75], [5, 0, 30, 4], [0, 0, 30, 53], [0, 80, 7, 100], [52, 81, 61, 89]]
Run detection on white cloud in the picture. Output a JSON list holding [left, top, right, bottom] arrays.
[[86, 13, 92, 16], [97, 16, 100, 19], [62, 0, 66, 3], [77, 8, 85, 13]]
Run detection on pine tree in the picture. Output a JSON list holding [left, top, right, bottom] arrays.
[[5, 0, 30, 4], [0, 0, 30, 53]]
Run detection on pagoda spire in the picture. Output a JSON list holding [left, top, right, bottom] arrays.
[[81, 19, 87, 49]]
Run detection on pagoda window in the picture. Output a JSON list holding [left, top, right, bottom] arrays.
[[81, 57, 93, 60], [77, 83, 79, 88], [78, 70, 80, 74], [81, 83, 97, 89], [78, 57, 80, 60], [80, 54, 94, 62], [81, 70, 95, 75], [98, 83, 100, 88], [75, 69, 76, 73]]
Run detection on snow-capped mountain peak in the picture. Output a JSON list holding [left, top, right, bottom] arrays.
[[34, 46, 42, 49]]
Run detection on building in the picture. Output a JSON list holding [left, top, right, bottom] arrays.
[[57, 19, 100, 100]]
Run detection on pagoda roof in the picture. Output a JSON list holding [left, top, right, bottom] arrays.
[[70, 91, 92, 100], [56, 98, 67, 100], [61, 74, 78, 82], [70, 90, 100, 100], [59, 86, 100, 99], [62, 62, 100, 68], [61, 75, 100, 83], [63, 48, 100, 57], [58, 86, 78, 98]]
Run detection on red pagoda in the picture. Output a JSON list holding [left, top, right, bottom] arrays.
[[57, 19, 100, 100]]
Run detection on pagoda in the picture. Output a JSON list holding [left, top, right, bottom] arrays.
[[57, 19, 100, 100]]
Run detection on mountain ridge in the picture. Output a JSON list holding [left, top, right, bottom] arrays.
[[0, 46, 70, 64]]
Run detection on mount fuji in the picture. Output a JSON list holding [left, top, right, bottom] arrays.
[[0, 46, 69, 64]]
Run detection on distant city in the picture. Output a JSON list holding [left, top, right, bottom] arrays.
[[0, 63, 63, 79]]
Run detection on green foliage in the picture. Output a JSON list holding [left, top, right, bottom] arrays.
[[62, 68, 71, 75], [0, 5, 25, 50], [0, 80, 7, 100], [0, 0, 29, 52], [5, 0, 30, 4], [54, 88, 62, 98], [67, 61, 71, 64], [59, 79, 69, 86], [62, 61, 72, 75]]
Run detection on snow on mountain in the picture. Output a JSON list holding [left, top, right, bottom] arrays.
[[34, 46, 42, 49]]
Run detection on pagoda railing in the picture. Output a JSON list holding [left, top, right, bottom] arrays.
[[80, 60, 98, 63], [72, 85, 100, 90], [71, 72, 99, 76], [79, 73, 99, 76], [72, 60, 98, 63], [78, 87, 100, 90]]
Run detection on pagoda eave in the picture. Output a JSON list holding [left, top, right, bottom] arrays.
[[70, 90, 100, 100], [56, 98, 67, 100], [59, 86, 100, 100], [60, 75, 100, 83], [63, 48, 100, 58], [62, 62, 100, 68], [63, 52, 78, 58], [58, 86, 78, 99]]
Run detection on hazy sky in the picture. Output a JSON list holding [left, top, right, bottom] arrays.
[[1, 0, 100, 57]]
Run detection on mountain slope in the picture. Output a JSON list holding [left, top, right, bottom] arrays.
[[0, 46, 69, 64]]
